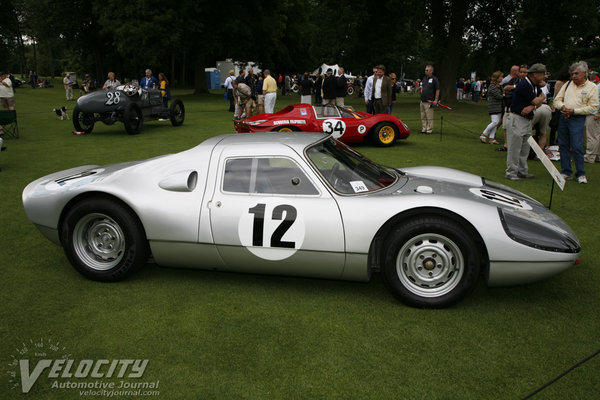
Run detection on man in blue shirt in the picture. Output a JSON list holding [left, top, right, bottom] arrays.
[[140, 69, 159, 89], [505, 63, 546, 180]]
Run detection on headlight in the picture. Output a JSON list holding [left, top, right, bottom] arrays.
[[498, 208, 580, 253]]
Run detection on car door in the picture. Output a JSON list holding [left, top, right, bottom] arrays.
[[314, 105, 365, 143], [208, 145, 346, 279]]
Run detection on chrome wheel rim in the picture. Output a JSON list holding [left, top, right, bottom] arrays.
[[73, 213, 125, 270], [396, 233, 464, 297]]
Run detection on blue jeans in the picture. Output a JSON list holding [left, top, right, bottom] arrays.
[[386, 102, 394, 115], [557, 114, 586, 177]]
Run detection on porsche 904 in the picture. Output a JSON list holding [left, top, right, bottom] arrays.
[[22, 133, 580, 307]]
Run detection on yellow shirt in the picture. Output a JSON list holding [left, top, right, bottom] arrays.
[[263, 75, 277, 94], [160, 80, 167, 97], [552, 79, 599, 115]]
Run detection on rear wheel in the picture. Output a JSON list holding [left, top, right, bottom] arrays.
[[124, 103, 143, 134], [273, 126, 299, 132], [73, 106, 95, 134], [60, 198, 149, 282], [169, 98, 185, 126], [371, 122, 397, 147], [381, 216, 480, 308]]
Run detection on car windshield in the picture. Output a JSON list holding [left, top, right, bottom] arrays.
[[305, 138, 398, 194]]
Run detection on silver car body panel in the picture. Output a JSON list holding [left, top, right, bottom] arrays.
[[22, 132, 579, 286]]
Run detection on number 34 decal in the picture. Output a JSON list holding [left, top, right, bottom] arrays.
[[238, 201, 306, 261], [322, 119, 346, 138]]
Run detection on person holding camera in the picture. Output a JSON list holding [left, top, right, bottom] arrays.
[[505, 63, 546, 181]]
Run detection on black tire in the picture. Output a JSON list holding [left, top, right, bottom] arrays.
[[123, 102, 143, 134], [371, 122, 397, 147], [60, 198, 149, 282], [73, 106, 95, 134], [381, 216, 480, 308], [169, 98, 185, 126]]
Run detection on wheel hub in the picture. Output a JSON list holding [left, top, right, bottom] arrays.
[[73, 213, 126, 270], [396, 233, 464, 297]]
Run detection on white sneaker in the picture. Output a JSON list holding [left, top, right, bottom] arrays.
[[578, 175, 587, 184], [561, 173, 572, 181]]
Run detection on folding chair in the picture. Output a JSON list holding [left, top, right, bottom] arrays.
[[0, 110, 19, 139]]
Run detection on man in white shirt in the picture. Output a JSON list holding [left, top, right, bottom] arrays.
[[363, 67, 377, 114]]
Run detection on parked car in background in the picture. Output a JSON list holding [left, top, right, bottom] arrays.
[[73, 82, 184, 134], [234, 104, 410, 147]]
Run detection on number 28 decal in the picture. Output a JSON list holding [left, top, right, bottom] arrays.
[[104, 91, 121, 106], [238, 200, 305, 261]]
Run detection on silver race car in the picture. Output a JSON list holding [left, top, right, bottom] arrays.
[[22, 133, 580, 307]]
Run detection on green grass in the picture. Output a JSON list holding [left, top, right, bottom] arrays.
[[1, 85, 599, 400]]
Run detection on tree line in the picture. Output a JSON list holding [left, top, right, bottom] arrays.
[[1, 0, 598, 102]]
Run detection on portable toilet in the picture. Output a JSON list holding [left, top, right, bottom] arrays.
[[205, 68, 221, 89]]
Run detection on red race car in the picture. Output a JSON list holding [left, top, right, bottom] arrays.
[[234, 104, 410, 146]]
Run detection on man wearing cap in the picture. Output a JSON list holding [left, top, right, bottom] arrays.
[[0, 71, 15, 110], [262, 69, 278, 114], [553, 61, 599, 184], [224, 70, 236, 113], [505, 63, 546, 181]]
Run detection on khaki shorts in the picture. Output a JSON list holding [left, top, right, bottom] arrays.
[[257, 94, 265, 105], [1, 97, 15, 108]]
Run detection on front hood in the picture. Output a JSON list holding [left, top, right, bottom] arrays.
[[76, 90, 125, 112], [402, 166, 484, 187]]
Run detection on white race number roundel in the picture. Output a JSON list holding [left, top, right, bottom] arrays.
[[322, 119, 346, 138], [238, 198, 305, 260], [358, 124, 367, 134]]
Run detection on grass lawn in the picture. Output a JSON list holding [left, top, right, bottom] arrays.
[[1, 81, 599, 399]]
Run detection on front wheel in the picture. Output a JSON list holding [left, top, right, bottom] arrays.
[[124, 103, 143, 134], [73, 106, 95, 134], [371, 122, 398, 147], [346, 86, 354, 96], [60, 198, 149, 281], [169, 98, 185, 126], [381, 216, 480, 308]]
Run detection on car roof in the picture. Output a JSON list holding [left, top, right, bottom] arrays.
[[211, 132, 328, 152]]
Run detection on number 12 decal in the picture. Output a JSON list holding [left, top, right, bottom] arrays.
[[249, 203, 297, 248]]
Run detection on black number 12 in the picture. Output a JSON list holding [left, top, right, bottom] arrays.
[[248, 203, 297, 248]]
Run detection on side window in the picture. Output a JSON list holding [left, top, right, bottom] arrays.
[[223, 157, 319, 195], [223, 158, 252, 193]]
